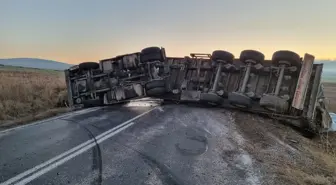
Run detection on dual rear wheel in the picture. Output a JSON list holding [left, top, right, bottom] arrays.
[[227, 50, 301, 113]]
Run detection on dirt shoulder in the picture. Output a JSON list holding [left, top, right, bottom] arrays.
[[231, 106, 336, 184], [228, 82, 336, 185], [0, 108, 70, 130]]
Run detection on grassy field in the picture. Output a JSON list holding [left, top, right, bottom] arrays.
[[0, 66, 69, 127], [0, 64, 61, 74]]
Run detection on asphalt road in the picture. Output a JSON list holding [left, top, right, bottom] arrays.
[[0, 103, 261, 185]]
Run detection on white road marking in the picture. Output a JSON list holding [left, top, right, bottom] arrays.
[[0, 107, 102, 134], [16, 121, 136, 185], [1, 107, 158, 185], [157, 107, 164, 112]]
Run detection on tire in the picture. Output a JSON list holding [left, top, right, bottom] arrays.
[[141, 46, 163, 63], [78, 62, 100, 71], [82, 99, 102, 108], [141, 47, 161, 55], [145, 80, 165, 90], [228, 92, 252, 108], [141, 53, 162, 63], [200, 93, 223, 105], [272, 50, 301, 67], [146, 87, 166, 96], [211, 50, 234, 64], [259, 94, 289, 113], [239, 50, 265, 64]]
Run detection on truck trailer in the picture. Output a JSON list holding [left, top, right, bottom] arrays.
[[64, 47, 332, 135]]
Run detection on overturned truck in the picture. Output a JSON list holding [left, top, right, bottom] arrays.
[[65, 47, 332, 134]]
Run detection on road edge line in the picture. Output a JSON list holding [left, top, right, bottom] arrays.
[[0, 107, 158, 185]]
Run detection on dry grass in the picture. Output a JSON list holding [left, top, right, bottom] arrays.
[[232, 96, 336, 185], [0, 69, 69, 126]]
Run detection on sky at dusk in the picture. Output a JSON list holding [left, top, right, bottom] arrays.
[[0, 0, 335, 64]]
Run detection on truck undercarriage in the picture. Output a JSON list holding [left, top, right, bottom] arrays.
[[64, 47, 332, 135]]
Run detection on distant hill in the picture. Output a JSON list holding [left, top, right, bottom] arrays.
[[317, 61, 336, 82], [318, 60, 336, 72], [0, 58, 73, 70]]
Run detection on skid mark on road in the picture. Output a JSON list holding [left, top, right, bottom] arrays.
[[0, 107, 158, 185]]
